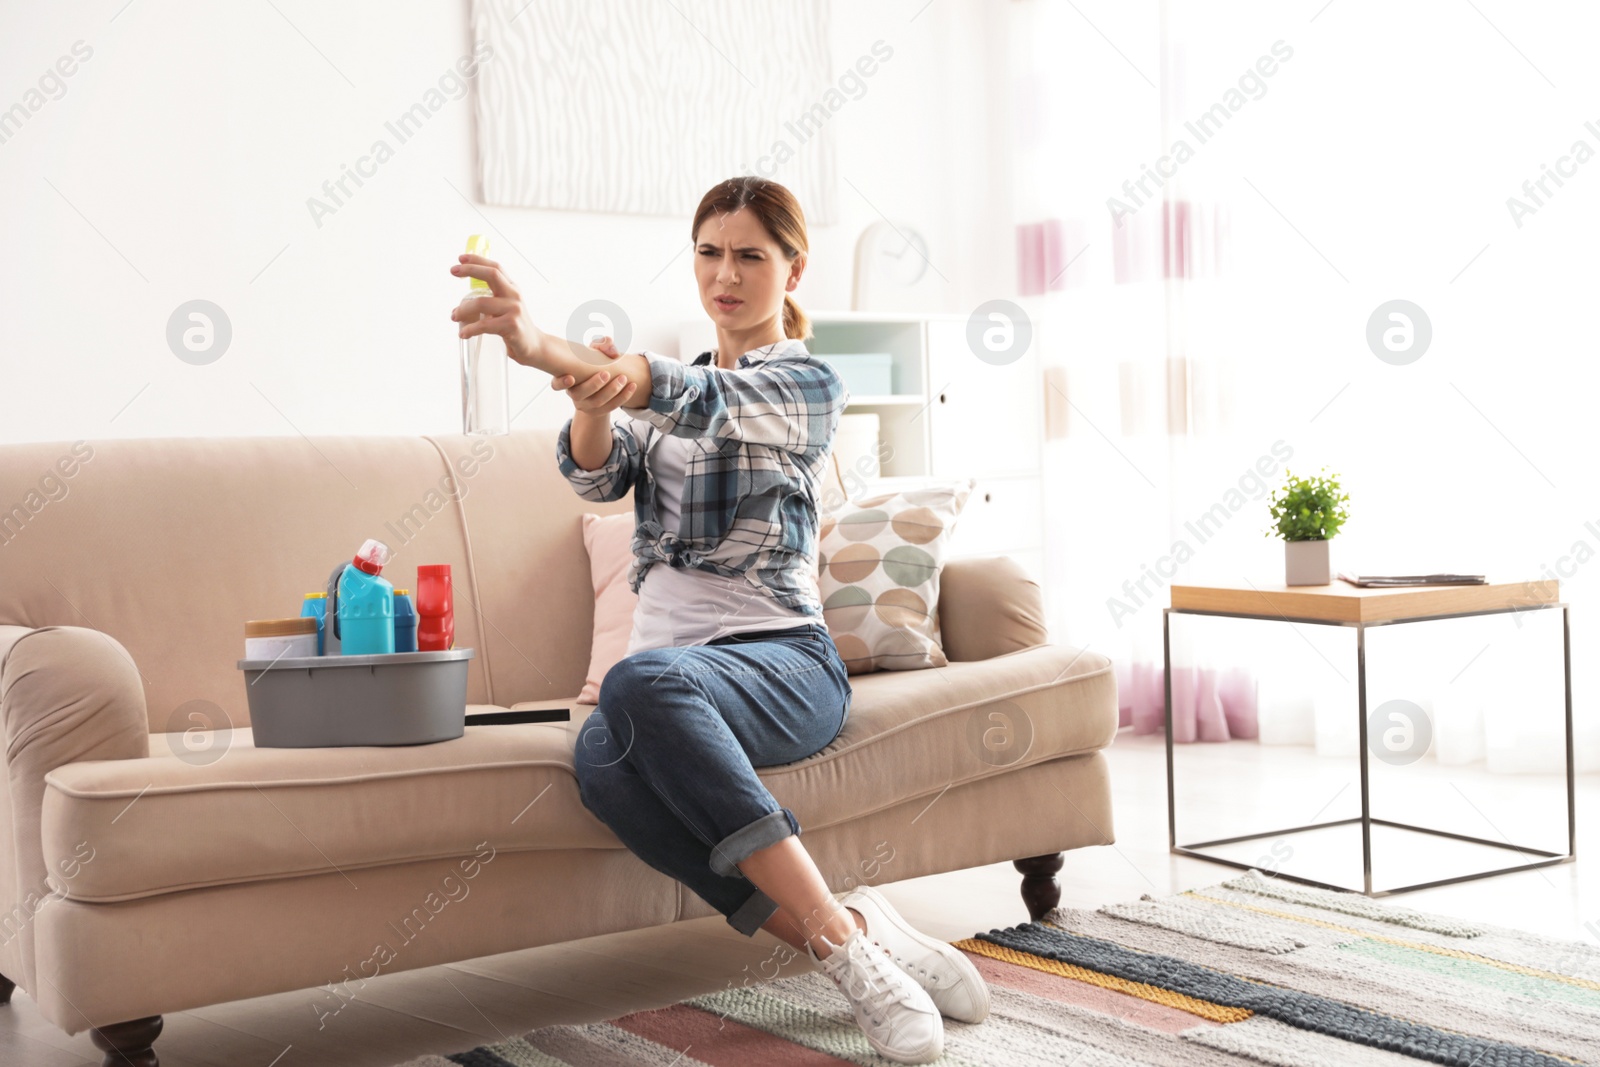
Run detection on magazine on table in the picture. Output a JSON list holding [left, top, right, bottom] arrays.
[[1336, 571, 1486, 588]]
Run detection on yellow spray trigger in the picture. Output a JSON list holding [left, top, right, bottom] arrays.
[[465, 234, 491, 290]]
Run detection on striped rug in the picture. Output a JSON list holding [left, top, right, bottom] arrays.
[[395, 870, 1600, 1065]]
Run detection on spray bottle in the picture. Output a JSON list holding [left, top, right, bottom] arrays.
[[460, 233, 510, 435]]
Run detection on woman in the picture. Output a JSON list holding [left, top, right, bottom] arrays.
[[450, 176, 986, 1064]]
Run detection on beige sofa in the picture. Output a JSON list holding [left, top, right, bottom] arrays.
[[0, 429, 1117, 1066]]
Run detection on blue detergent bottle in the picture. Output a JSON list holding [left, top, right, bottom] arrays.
[[393, 588, 418, 653], [338, 539, 395, 655]]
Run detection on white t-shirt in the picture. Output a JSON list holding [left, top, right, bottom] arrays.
[[626, 428, 809, 654]]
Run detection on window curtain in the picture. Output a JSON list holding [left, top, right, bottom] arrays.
[[1011, 0, 1597, 773]]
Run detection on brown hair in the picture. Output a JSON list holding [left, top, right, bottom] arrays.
[[691, 177, 811, 341]]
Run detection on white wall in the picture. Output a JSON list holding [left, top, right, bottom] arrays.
[[0, 0, 1010, 445]]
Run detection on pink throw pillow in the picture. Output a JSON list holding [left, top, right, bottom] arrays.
[[578, 513, 639, 704]]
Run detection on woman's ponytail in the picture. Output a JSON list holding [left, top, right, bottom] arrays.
[[782, 292, 812, 341]]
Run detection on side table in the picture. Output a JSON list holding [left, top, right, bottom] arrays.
[[1164, 579, 1572, 896]]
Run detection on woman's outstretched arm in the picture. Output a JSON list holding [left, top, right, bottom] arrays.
[[451, 252, 846, 457], [451, 252, 656, 409]]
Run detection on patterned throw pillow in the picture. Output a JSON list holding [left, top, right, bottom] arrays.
[[815, 480, 975, 675]]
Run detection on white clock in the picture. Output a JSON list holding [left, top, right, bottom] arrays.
[[852, 220, 930, 309]]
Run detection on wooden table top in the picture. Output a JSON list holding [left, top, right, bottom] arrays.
[[1169, 579, 1560, 623]]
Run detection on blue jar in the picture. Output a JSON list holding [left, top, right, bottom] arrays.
[[301, 592, 328, 655], [393, 589, 418, 653]]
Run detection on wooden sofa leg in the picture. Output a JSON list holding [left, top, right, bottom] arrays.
[[1014, 852, 1064, 921], [0, 972, 13, 1005], [90, 1016, 163, 1067]]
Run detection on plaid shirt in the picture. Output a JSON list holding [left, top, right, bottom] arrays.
[[555, 338, 849, 618]]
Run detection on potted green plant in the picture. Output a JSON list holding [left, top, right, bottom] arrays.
[[1266, 468, 1350, 585]]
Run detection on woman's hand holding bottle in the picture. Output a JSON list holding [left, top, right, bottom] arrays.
[[448, 253, 650, 447], [450, 253, 548, 370], [449, 255, 634, 384]]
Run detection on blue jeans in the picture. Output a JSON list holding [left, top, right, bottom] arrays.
[[573, 621, 852, 936]]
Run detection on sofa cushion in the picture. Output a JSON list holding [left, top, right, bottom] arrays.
[[41, 644, 1114, 903], [936, 556, 1050, 662], [43, 712, 601, 903], [578, 641, 1117, 834]]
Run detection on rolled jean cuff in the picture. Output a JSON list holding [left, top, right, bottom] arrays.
[[727, 886, 782, 936], [709, 808, 799, 877]]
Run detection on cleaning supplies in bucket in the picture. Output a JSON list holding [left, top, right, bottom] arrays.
[[238, 548, 479, 746], [308, 546, 455, 656]]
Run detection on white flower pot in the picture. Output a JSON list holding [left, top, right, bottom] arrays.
[[1284, 539, 1331, 586]]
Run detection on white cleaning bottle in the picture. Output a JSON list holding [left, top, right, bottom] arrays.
[[460, 233, 510, 435]]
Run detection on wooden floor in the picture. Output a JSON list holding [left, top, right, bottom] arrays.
[[4, 729, 1595, 1067]]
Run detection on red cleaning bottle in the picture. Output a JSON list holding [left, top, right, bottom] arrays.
[[416, 564, 455, 652]]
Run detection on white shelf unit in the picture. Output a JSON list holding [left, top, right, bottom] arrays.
[[680, 312, 1047, 584]]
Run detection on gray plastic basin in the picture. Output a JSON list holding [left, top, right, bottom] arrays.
[[236, 648, 475, 748]]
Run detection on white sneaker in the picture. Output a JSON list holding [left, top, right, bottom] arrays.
[[808, 924, 944, 1064], [840, 884, 991, 1024]]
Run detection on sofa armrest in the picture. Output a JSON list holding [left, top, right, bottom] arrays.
[[0, 626, 149, 996], [937, 556, 1049, 661]]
